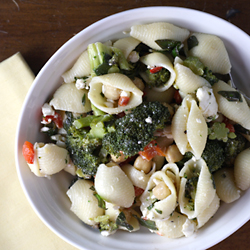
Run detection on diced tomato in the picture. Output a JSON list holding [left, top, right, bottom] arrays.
[[174, 90, 182, 104], [22, 141, 35, 164], [118, 96, 130, 106], [149, 66, 163, 74], [43, 112, 63, 129], [223, 118, 235, 133], [134, 186, 144, 197], [139, 140, 165, 161]]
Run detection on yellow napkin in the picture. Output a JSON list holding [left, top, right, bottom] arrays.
[[0, 53, 77, 250]]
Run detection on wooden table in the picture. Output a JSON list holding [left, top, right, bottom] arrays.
[[1, 1, 249, 249]]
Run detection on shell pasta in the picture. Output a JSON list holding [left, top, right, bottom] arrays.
[[22, 21, 250, 239]]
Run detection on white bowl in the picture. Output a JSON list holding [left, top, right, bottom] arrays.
[[15, 6, 250, 250]]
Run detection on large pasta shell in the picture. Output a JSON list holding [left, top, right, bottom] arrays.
[[49, 82, 91, 113], [155, 212, 196, 238], [179, 158, 216, 219], [95, 164, 135, 208], [213, 80, 250, 130], [67, 179, 104, 226], [140, 52, 176, 92], [213, 168, 241, 203], [234, 148, 250, 190], [174, 57, 210, 95], [62, 50, 91, 83], [113, 37, 141, 59], [130, 22, 190, 50], [140, 171, 177, 220], [35, 143, 69, 176], [88, 73, 143, 114], [186, 99, 207, 159], [196, 193, 220, 229], [187, 33, 231, 74]]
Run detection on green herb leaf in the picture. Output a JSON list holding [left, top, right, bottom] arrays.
[[133, 215, 158, 231], [147, 198, 158, 210], [116, 212, 133, 231], [218, 91, 243, 102], [187, 35, 199, 50], [93, 193, 107, 210], [82, 93, 86, 106], [155, 209, 162, 214]]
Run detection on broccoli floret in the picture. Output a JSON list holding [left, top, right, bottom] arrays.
[[185, 175, 199, 211], [224, 133, 247, 166], [183, 56, 219, 86], [201, 139, 225, 173], [208, 122, 236, 142], [143, 67, 170, 88], [102, 101, 171, 158], [155, 39, 183, 57], [64, 112, 109, 176], [94, 215, 118, 232], [87, 42, 132, 77]]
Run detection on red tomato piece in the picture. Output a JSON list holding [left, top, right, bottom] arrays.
[[134, 186, 144, 197], [22, 141, 35, 164], [149, 66, 163, 74], [118, 96, 130, 106], [139, 140, 165, 161], [43, 112, 63, 129]]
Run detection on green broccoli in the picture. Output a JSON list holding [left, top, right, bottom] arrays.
[[94, 215, 118, 232], [102, 101, 171, 158], [63, 112, 109, 176], [224, 133, 247, 166], [185, 175, 199, 211], [183, 56, 219, 86], [155, 39, 183, 57], [143, 67, 170, 88], [208, 122, 236, 142], [201, 139, 225, 173], [87, 42, 132, 77]]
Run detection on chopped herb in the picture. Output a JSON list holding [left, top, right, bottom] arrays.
[[147, 198, 158, 210], [187, 35, 199, 50], [116, 212, 133, 231], [93, 193, 107, 210], [82, 94, 86, 106], [155, 209, 162, 214], [218, 90, 243, 102], [133, 215, 158, 231]]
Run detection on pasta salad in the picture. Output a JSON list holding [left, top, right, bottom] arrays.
[[22, 22, 250, 238]]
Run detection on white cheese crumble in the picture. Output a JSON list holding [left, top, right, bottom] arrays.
[[120, 90, 130, 97], [145, 117, 152, 124], [42, 103, 55, 117], [182, 219, 196, 237], [196, 86, 218, 122], [75, 77, 90, 90], [128, 51, 140, 63]]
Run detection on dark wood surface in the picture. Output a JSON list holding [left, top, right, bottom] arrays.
[[1, 1, 249, 249]]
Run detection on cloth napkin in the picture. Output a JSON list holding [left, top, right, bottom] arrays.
[[0, 53, 77, 250]]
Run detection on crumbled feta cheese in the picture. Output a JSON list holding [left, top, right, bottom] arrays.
[[128, 51, 140, 63], [196, 86, 218, 122], [120, 90, 130, 97], [75, 77, 90, 90], [182, 219, 196, 237], [145, 117, 152, 124], [42, 103, 55, 117], [40, 127, 50, 132]]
